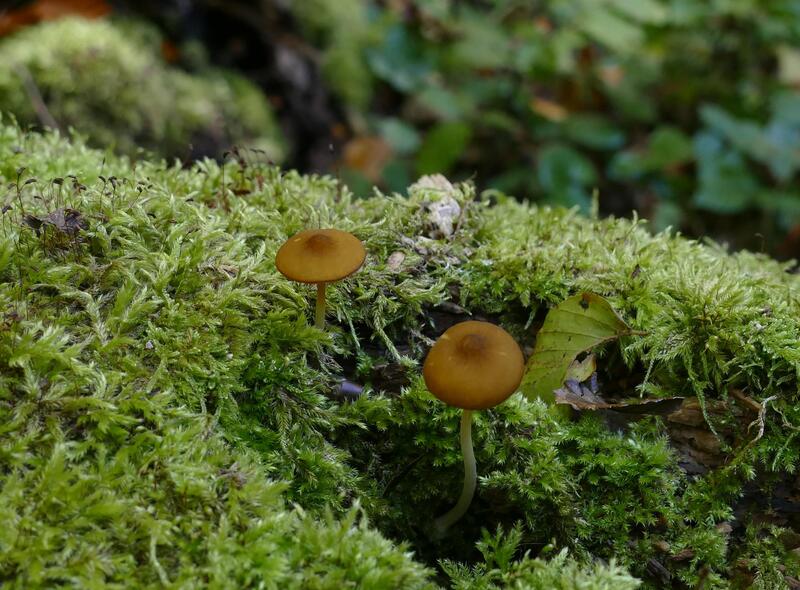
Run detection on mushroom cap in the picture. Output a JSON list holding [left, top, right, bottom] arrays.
[[275, 228, 366, 284], [423, 321, 525, 410]]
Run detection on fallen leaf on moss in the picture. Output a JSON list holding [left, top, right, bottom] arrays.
[[44, 208, 87, 235], [22, 208, 87, 238], [521, 292, 640, 404]]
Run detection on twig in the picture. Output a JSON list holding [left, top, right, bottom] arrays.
[[383, 454, 424, 497], [730, 388, 763, 413], [14, 64, 60, 132], [745, 395, 777, 448]]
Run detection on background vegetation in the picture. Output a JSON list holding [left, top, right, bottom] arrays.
[[293, 0, 800, 253], [2, 0, 800, 252]]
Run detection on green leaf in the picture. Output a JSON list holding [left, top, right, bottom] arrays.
[[772, 92, 800, 126], [609, 0, 667, 23], [366, 25, 431, 92], [416, 122, 471, 175], [537, 143, 597, 209], [562, 114, 626, 151], [609, 126, 692, 180], [693, 132, 758, 213], [414, 85, 467, 120], [448, 17, 510, 70], [700, 105, 763, 155], [382, 159, 412, 194], [777, 45, 800, 85], [521, 293, 635, 404], [377, 118, 420, 155], [577, 9, 643, 53], [645, 126, 693, 168], [701, 105, 800, 182], [753, 190, 800, 220]]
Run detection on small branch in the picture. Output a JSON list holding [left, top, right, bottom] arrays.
[[383, 454, 424, 497], [744, 395, 777, 449], [14, 64, 60, 132], [730, 388, 762, 413]]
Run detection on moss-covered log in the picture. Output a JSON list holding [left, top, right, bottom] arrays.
[[2, 121, 800, 588]]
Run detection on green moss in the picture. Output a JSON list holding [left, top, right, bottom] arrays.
[[3, 122, 800, 587], [443, 526, 640, 589], [464, 198, 800, 407], [0, 18, 285, 161]]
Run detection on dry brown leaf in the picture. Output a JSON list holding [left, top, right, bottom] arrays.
[[530, 97, 568, 122], [386, 251, 405, 271], [343, 136, 393, 183], [600, 64, 625, 88], [554, 379, 684, 415], [0, 0, 110, 37]]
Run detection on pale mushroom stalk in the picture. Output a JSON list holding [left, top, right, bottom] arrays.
[[315, 282, 327, 329], [435, 409, 476, 534]]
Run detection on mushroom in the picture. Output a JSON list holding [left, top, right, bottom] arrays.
[[423, 320, 525, 534], [276, 228, 366, 329]]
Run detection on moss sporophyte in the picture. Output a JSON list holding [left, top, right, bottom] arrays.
[[423, 320, 525, 535], [276, 228, 366, 329]]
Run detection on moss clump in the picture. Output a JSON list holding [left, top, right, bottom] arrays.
[[0, 18, 285, 161], [0, 123, 428, 587], [443, 526, 639, 589], [3, 121, 800, 587]]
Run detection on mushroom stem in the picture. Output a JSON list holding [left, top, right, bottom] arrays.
[[315, 282, 327, 329], [434, 409, 476, 535]]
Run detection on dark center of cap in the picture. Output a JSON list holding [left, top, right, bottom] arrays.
[[457, 333, 487, 358], [305, 233, 334, 252]]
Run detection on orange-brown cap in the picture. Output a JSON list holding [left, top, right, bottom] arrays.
[[423, 321, 525, 410], [276, 228, 366, 284]]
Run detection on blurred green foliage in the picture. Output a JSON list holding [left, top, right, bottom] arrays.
[[295, 0, 800, 245]]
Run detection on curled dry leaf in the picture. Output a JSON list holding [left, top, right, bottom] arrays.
[[554, 379, 684, 415], [409, 174, 455, 195], [386, 251, 405, 271], [424, 197, 461, 239], [44, 208, 87, 235], [409, 174, 462, 239], [565, 354, 596, 383]]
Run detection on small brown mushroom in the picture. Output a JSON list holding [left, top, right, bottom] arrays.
[[423, 320, 524, 534], [276, 229, 366, 328]]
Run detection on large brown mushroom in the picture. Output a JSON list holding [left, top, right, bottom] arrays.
[[423, 320, 525, 534], [276, 228, 366, 328]]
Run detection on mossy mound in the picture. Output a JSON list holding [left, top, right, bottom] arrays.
[[0, 18, 285, 162], [2, 121, 800, 588]]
